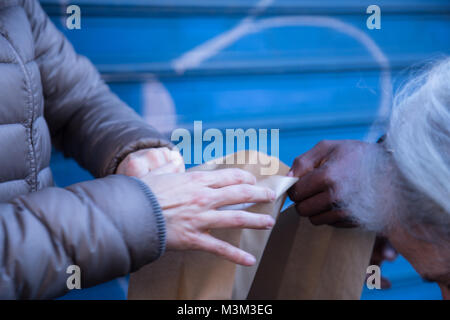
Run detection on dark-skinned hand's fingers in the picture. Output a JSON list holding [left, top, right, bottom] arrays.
[[331, 220, 359, 228], [288, 140, 336, 178], [371, 236, 398, 265], [194, 233, 256, 266], [294, 191, 334, 217], [308, 210, 350, 226], [212, 184, 275, 207], [380, 277, 392, 289], [287, 167, 330, 202], [188, 168, 256, 188], [199, 210, 275, 230]]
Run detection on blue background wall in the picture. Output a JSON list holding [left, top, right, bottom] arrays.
[[40, 0, 450, 300]]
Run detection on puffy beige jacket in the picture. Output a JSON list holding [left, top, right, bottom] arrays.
[[0, 0, 170, 299]]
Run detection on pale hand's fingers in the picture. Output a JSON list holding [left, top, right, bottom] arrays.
[[168, 149, 186, 172], [143, 147, 185, 172], [198, 210, 275, 230], [116, 153, 150, 177], [161, 148, 185, 173], [194, 233, 256, 266], [187, 168, 257, 188], [144, 147, 171, 169], [151, 151, 185, 174], [141, 148, 185, 175], [211, 184, 275, 208], [117, 147, 174, 177]]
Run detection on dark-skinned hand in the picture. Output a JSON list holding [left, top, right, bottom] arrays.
[[287, 139, 378, 227], [288, 140, 398, 287]]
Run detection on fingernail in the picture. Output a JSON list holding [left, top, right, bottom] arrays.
[[287, 170, 294, 177], [244, 255, 256, 265]]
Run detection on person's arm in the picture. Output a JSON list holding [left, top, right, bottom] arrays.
[[23, 0, 170, 178], [0, 175, 165, 299], [0, 168, 276, 299]]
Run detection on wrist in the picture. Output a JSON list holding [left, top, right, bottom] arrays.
[[129, 176, 167, 258]]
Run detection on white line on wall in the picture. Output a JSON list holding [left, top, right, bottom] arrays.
[[170, 8, 392, 142]]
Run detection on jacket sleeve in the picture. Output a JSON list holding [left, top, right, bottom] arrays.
[[22, 0, 172, 178], [0, 174, 166, 299]]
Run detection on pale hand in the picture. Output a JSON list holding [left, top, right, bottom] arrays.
[[140, 168, 276, 266], [116, 147, 185, 177]]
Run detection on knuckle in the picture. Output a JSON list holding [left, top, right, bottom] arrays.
[[230, 168, 247, 184], [126, 158, 138, 171], [231, 214, 246, 226], [146, 150, 158, 160], [317, 140, 330, 149], [293, 156, 304, 168], [191, 192, 210, 207], [187, 234, 202, 249], [320, 169, 335, 188], [214, 242, 228, 256], [294, 157, 312, 172], [334, 141, 343, 150], [198, 196, 211, 208]]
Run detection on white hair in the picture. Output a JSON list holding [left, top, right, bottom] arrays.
[[387, 58, 450, 214], [342, 58, 450, 238]]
